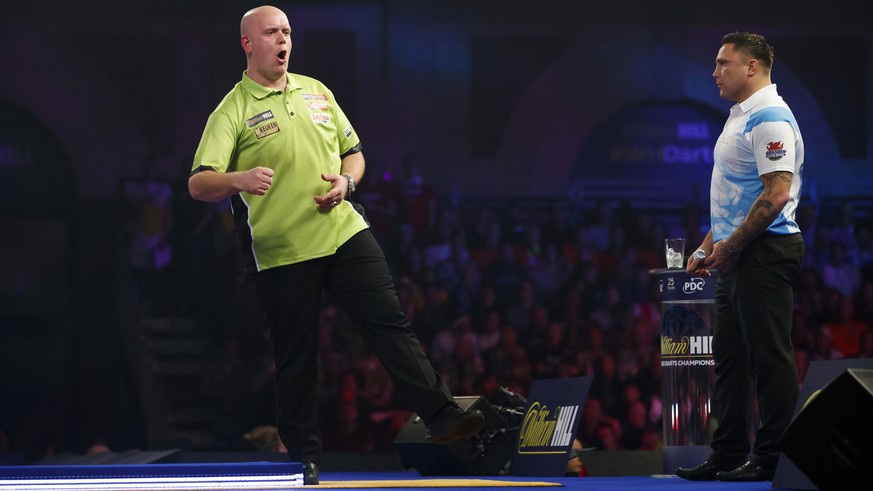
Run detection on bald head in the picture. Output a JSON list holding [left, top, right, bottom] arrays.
[[241, 5, 285, 37]]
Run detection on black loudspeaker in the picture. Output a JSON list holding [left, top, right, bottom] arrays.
[[780, 368, 873, 491], [393, 396, 516, 476]]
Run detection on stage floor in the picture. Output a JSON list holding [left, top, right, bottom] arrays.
[[0, 450, 837, 491]]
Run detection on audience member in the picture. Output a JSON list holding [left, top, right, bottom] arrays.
[[822, 241, 862, 298], [821, 296, 870, 359], [619, 400, 659, 450]]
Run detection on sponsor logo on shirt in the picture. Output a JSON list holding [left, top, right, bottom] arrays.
[[765, 141, 786, 161], [305, 94, 331, 123], [302, 93, 328, 101], [254, 121, 280, 139], [246, 110, 275, 128]]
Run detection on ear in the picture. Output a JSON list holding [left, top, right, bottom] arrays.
[[747, 58, 759, 76]]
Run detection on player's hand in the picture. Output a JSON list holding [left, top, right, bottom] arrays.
[[314, 173, 345, 210], [242, 167, 274, 196]]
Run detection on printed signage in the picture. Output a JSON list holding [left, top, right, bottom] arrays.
[[510, 376, 591, 476]]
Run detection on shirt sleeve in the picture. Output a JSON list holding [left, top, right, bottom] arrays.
[[749, 108, 798, 176], [192, 109, 239, 174], [327, 89, 361, 157]]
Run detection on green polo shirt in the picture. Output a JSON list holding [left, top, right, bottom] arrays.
[[192, 71, 369, 271]]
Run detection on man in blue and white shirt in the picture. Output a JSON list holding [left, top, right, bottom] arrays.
[[677, 32, 806, 483]]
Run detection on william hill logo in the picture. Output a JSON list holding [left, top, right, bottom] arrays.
[[517, 402, 578, 454], [660, 335, 714, 366]]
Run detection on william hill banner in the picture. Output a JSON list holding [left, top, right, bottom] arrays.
[[510, 376, 591, 476]]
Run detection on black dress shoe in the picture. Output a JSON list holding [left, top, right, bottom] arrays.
[[676, 460, 742, 481], [716, 461, 775, 481], [425, 404, 485, 444], [303, 462, 319, 486]]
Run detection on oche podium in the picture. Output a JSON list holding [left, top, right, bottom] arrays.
[[650, 268, 718, 474]]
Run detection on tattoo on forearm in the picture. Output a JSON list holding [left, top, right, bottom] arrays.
[[723, 171, 791, 255]]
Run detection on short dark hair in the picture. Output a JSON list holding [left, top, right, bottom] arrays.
[[722, 32, 774, 70]]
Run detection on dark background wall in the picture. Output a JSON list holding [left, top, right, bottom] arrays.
[[1, 0, 871, 456]]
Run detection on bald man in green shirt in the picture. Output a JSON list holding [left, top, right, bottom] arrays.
[[189, 5, 484, 485]]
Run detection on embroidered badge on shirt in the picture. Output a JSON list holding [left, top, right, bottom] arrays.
[[254, 121, 280, 139], [765, 141, 786, 161], [246, 110, 275, 128]]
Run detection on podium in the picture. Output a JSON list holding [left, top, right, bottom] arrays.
[[650, 268, 718, 474]]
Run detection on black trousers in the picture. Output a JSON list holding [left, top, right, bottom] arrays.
[[253, 229, 453, 465], [709, 233, 805, 468]]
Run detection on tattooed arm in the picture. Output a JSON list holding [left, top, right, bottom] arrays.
[[706, 170, 793, 272]]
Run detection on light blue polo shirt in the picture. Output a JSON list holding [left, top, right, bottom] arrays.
[[710, 84, 804, 242]]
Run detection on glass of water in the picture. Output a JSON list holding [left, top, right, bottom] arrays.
[[665, 238, 686, 269]]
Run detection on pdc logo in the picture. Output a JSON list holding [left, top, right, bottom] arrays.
[[683, 278, 706, 294]]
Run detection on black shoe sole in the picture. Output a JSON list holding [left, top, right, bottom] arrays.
[[675, 470, 719, 481]]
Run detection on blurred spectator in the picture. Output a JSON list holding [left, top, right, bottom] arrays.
[[829, 202, 858, 256], [577, 398, 621, 451], [587, 201, 615, 251], [855, 225, 873, 276], [438, 322, 485, 395], [619, 399, 658, 450], [594, 421, 623, 451], [500, 201, 529, 247], [398, 153, 437, 241], [588, 353, 624, 418], [484, 242, 527, 306], [504, 278, 541, 334], [577, 323, 610, 375], [566, 437, 587, 477], [415, 281, 458, 348], [476, 308, 503, 353], [810, 327, 839, 361], [122, 176, 175, 313], [527, 241, 569, 301], [541, 202, 574, 251], [590, 284, 624, 334], [821, 296, 870, 358], [822, 241, 862, 298], [803, 226, 831, 270], [530, 321, 576, 380]]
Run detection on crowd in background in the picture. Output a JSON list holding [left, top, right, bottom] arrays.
[[116, 165, 873, 455]]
